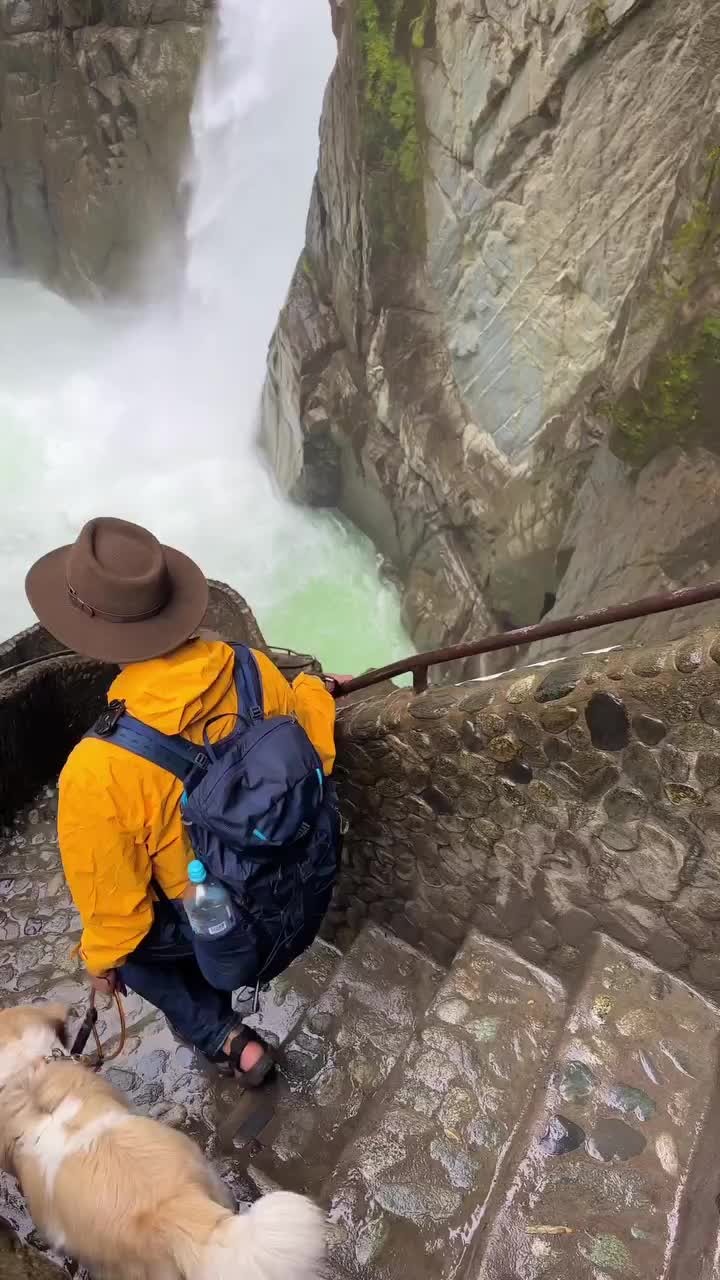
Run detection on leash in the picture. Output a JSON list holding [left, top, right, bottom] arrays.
[[69, 989, 127, 1068]]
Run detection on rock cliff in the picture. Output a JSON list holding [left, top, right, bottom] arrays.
[[0, 0, 212, 295], [261, 0, 720, 666]]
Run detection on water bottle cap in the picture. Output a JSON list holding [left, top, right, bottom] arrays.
[[188, 860, 207, 885]]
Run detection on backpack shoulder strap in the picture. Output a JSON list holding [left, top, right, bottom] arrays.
[[85, 709, 207, 784], [230, 644, 264, 722]]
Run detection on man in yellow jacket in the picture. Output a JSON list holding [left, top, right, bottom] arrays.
[[25, 517, 339, 1084]]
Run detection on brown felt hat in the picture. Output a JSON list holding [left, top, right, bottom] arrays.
[[25, 517, 209, 664]]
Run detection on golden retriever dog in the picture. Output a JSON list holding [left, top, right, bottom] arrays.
[[0, 1003, 324, 1280]]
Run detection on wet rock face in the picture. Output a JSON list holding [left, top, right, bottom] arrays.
[[0, 1, 212, 295], [261, 0, 720, 658], [330, 626, 720, 1000]]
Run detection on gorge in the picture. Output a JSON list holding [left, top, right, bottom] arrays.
[[262, 0, 720, 666], [3, 3, 720, 1279], [0, 0, 411, 676]]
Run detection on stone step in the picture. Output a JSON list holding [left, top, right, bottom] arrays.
[[172, 937, 345, 1155], [243, 936, 342, 1049], [474, 934, 720, 1280], [324, 930, 566, 1279], [659, 1066, 720, 1278], [247, 923, 444, 1195]]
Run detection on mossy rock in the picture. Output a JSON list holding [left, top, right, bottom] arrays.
[[608, 147, 720, 467], [609, 316, 720, 466], [356, 0, 434, 258], [586, 0, 609, 38]]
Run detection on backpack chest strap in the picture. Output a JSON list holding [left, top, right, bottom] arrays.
[[83, 646, 264, 781], [85, 709, 207, 784]]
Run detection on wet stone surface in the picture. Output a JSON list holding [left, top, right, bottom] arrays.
[[248, 924, 444, 1196], [555, 1060, 595, 1104], [332, 633, 720, 1008], [476, 935, 720, 1279], [326, 932, 566, 1280], [0, 789, 339, 1276], [534, 664, 582, 704], [9, 630, 720, 1277], [586, 692, 631, 752], [607, 1083, 656, 1123], [538, 1115, 586, 1156]]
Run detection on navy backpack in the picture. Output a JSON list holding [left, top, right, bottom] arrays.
[[86, 645, 340, 987]]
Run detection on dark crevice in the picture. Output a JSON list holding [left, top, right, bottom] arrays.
[[1, 171, 19, 266], [297, 337, 347, 417]]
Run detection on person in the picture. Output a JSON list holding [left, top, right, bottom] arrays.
[[25, 517, 341, 1085]]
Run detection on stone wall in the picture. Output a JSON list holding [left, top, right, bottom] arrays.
[[330, 626, 720, 997], [0, 0, 212, 295], [261, 0, 720, 664], [6, 597, 720, 1002]]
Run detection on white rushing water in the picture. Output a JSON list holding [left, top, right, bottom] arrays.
[[0, 0, 411, 674]]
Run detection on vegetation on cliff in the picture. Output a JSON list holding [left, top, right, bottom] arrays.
[[356, 0, 433, 255], [609, 317, 720, 467], [610, 148, 720, 467], [586, 0, 609, 39]]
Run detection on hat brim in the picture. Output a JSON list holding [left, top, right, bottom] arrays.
[[25, 543, 210, 664]]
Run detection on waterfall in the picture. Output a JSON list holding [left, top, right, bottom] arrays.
[[0, 1, 410, 672]]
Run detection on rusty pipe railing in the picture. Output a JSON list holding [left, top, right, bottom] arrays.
[[335, 581, 720, 699]]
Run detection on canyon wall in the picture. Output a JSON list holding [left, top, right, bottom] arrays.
[[0, 0, 212, 295], [262, 0, 720, 666]]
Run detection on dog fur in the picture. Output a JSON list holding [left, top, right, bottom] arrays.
[[0, 1004, 324, 1280]]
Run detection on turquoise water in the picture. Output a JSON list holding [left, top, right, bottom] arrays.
[[260, 516, 408, 675], [0, 281, 411, 675]]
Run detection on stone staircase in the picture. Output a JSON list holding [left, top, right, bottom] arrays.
[[239, 929, 720, 1279], [4, 789, 720, 1278]]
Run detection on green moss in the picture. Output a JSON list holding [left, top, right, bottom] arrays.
[[410, 0, 433, 49], [300, 252, 314, 281], [609, 316, 720, 466], [655, 148, 720, 309], [356, 0, 432, 254], [586, 0, 609, 38], [673, 199, 714, 255], [609, 145, 720, 466]]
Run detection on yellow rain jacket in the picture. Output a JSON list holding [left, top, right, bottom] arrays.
[[58, 639, 336, 976]]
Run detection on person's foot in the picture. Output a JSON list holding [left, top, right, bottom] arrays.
[[223, 1029, 265, 1074]]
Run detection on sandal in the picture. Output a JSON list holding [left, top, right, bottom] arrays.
[[214, 1024, 275, 1088]]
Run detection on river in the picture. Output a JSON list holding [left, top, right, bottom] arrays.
[[0, 0, 411, 676]]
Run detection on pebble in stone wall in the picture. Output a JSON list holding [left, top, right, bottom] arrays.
[[330, 629, 720, 996]]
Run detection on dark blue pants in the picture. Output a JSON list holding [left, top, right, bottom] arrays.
[[119, 899, 255, 1058]]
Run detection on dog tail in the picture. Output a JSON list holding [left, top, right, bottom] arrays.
[[167, 1189, 325, 1280]]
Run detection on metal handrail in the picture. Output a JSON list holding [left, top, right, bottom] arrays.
[[3, 581, 720, 697], [335, 581, 720, 698]]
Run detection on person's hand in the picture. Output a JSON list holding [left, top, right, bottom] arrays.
[[324, 674, 353, 695], [90, 969, 120, 997]]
